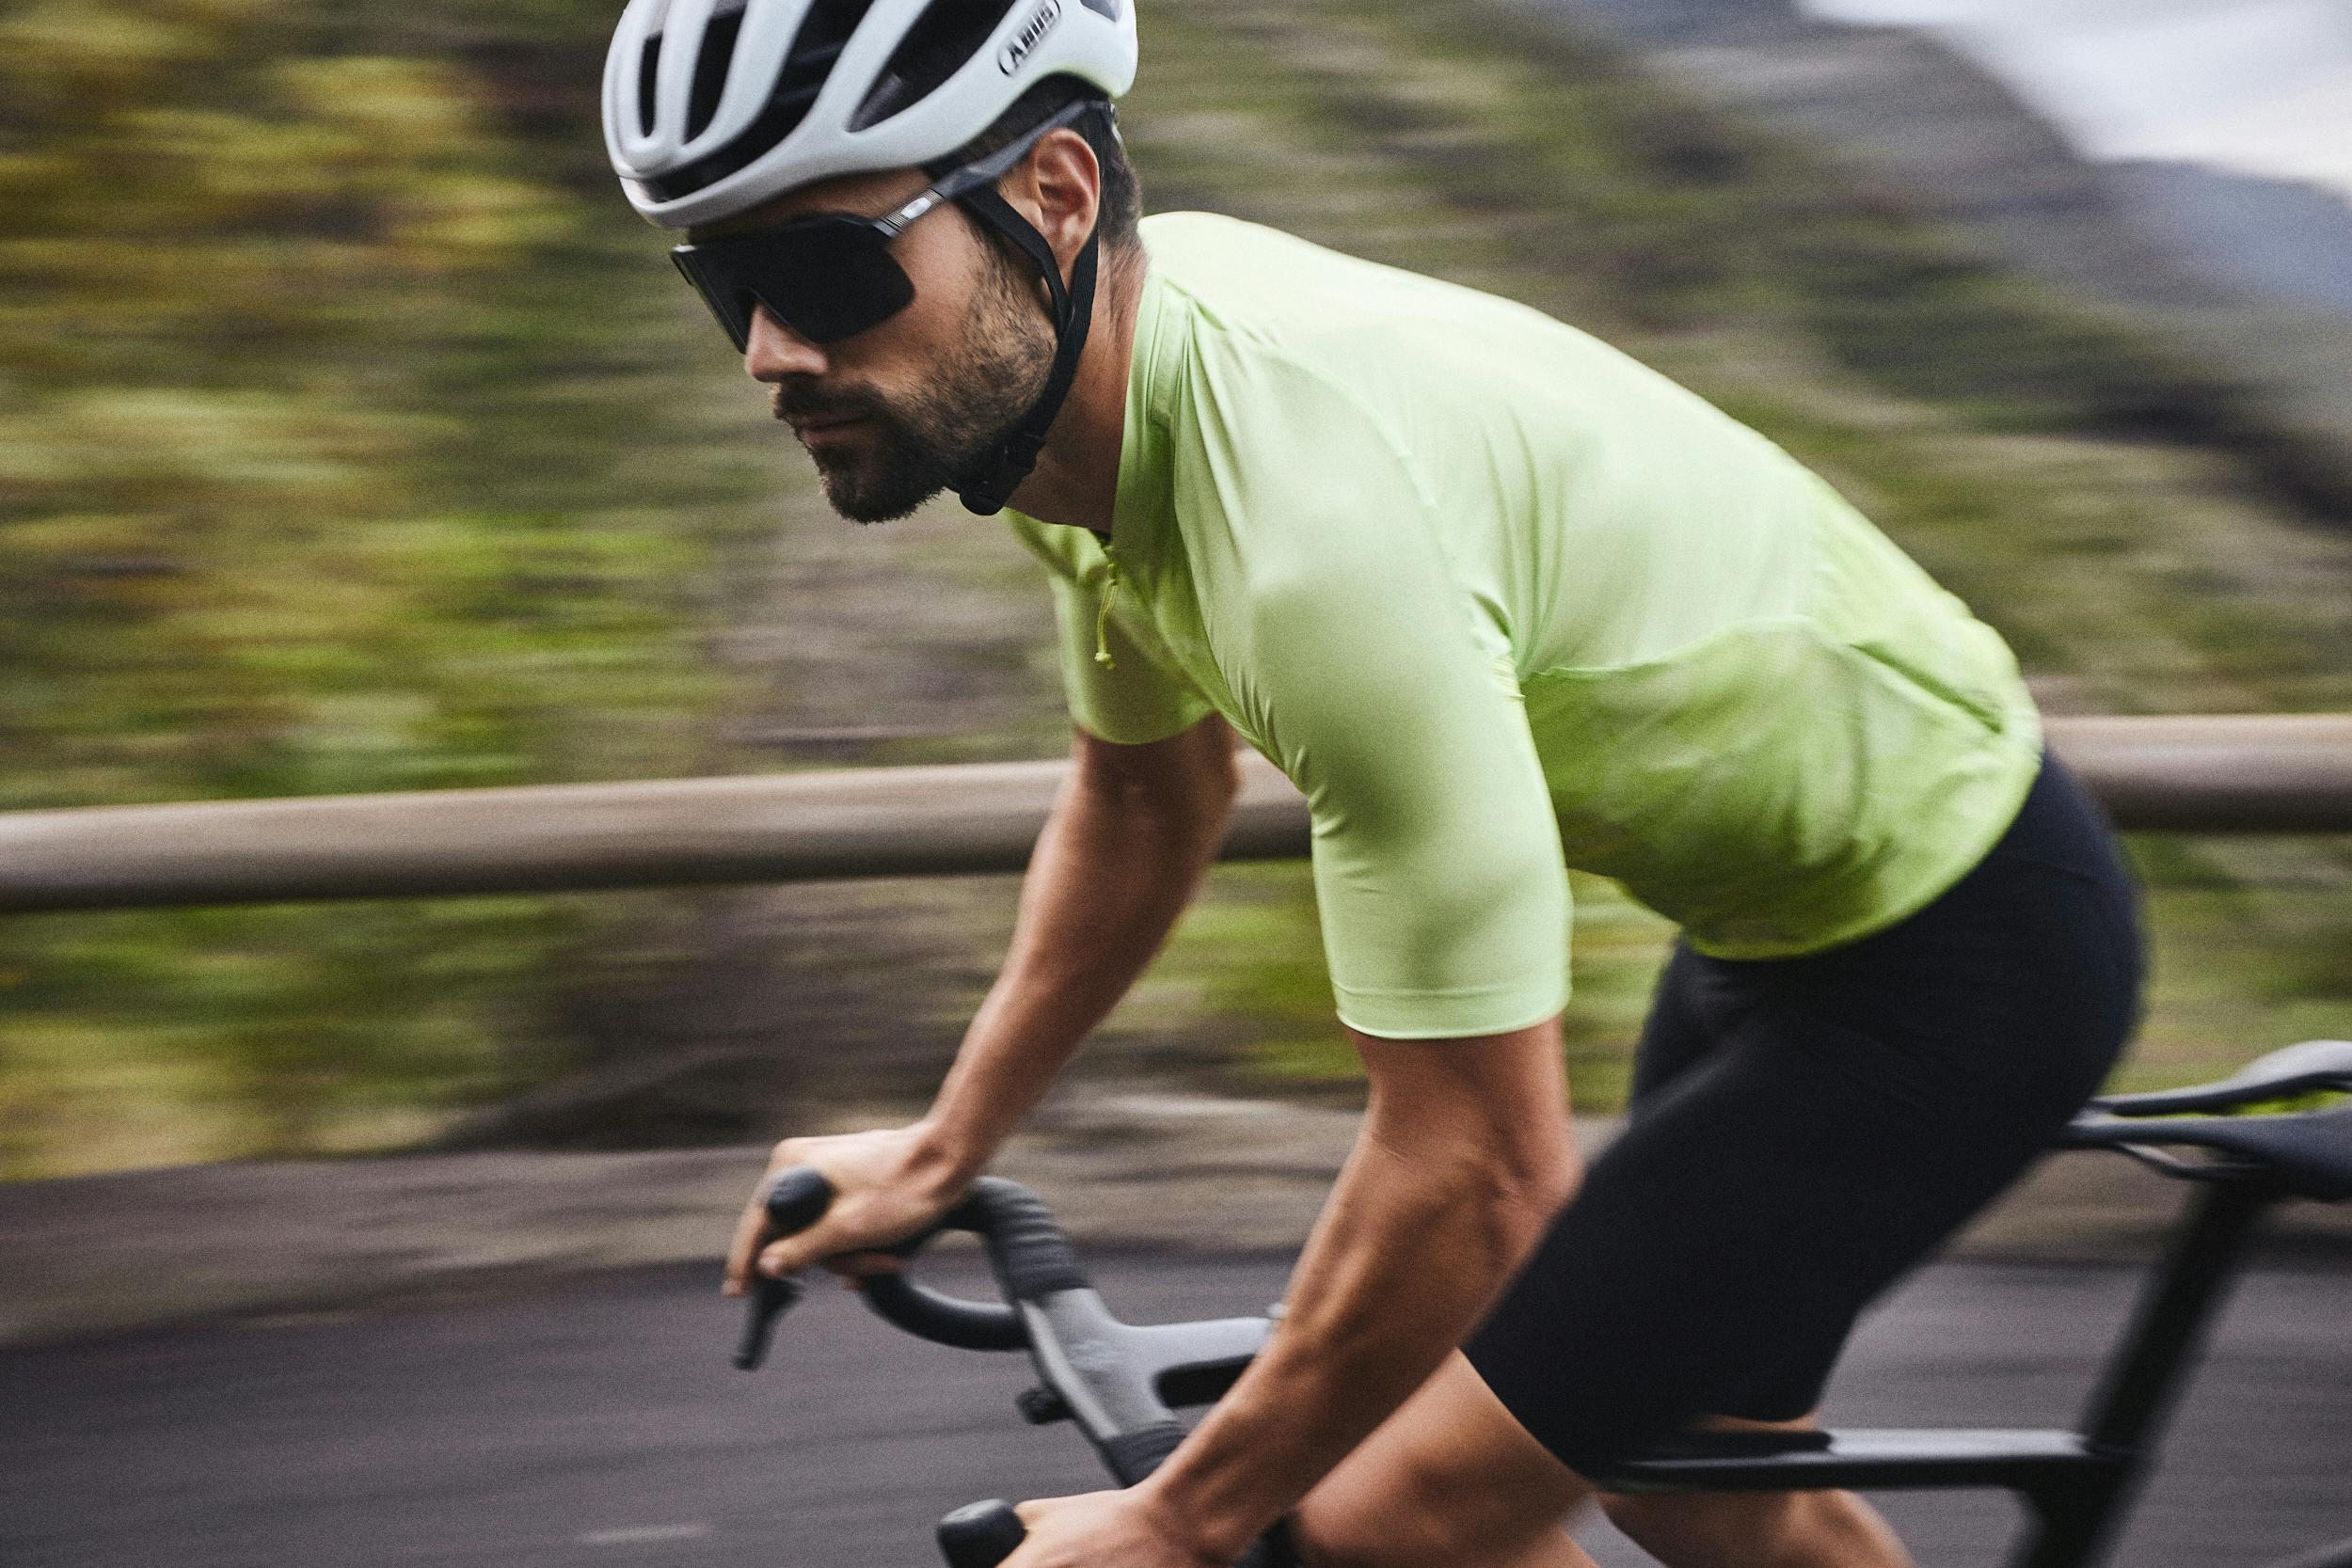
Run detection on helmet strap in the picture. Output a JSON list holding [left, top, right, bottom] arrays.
[[948, 182, 1102, 516]]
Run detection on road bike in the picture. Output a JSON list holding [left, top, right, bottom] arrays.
[[734, 1038, 2352, 1568]]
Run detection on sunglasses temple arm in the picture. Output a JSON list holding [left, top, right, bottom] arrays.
[[958, 184, 1074, 326], [892, 98, 1102, 230]]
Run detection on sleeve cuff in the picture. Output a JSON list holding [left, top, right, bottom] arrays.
[[1332, 976, 1570, 1042]]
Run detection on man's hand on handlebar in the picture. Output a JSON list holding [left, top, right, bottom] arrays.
[[723, 1126, 972, 1297], [997, 1488, 1224, 1568]]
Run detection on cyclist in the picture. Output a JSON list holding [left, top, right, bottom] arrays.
[[605, 4, 2144, 1565]]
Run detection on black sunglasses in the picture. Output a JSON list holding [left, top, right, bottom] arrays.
[[669, 99, 1099, 352]]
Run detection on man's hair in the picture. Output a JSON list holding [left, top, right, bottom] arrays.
[[924, 75, 1142, 254]]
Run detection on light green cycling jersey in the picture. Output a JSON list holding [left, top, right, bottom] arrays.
[[1005, 213, 2042, 1040]]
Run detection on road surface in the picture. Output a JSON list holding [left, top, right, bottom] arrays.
[[4, 1253, 2345, 1568]]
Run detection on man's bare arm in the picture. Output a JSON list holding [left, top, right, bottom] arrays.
[[730, 714, 1239, 1290], [919, 713, 1240, 1175], [1133, 1018, 1581, 1560]]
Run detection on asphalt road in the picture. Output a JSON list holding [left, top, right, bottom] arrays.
[[4, 1253, 2346, 1568]]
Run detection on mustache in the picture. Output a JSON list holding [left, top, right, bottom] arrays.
[[769, 380, 889, 424]]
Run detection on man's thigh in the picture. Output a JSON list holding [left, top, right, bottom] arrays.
[[1461, 1004, 2085, 1475]]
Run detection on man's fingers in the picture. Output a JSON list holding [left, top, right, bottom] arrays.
[[723, 1198, 776, 1295], [723, 1132, 947, 1295], [757, 1234, 827, 1279], [723, 1145, 828, 1294], [760, 1226, 914, 1280]]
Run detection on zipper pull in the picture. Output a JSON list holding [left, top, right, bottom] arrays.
[[1093, 545, 1122, 671]]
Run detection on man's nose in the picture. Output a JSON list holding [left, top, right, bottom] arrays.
[[744, 303, 828, 381]]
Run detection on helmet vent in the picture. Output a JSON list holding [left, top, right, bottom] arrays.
[[643, 0, 877, 204], [849, 0, 1023, 134], [685, 0, 753, 142], [636, 34, 663, 139]]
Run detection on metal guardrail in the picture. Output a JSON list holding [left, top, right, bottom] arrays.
[[1, 716, 2347, 915]]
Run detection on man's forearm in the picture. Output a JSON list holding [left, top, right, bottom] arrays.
[[918, 721, 1237, 1179], [1138, 1022, 1579, 1560]]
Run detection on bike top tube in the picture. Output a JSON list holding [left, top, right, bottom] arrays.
[[735, 1039, 2352, 1568]]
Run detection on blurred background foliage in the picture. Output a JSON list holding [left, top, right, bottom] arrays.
[[3, 0, 2349, 1178], [0, 0, 764, 1171]]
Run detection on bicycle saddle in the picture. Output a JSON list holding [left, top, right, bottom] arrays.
[[2059, 1040, 2352, 1202], [2088, 1038, 2352, 1115]]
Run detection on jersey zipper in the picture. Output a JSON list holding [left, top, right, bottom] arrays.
[[1093, 541, 1123, 671]]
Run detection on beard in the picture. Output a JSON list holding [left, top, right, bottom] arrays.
[[772, 244, 1057, 524]]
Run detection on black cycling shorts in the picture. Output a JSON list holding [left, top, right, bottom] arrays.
[[1464, 753, 2143, 1476]]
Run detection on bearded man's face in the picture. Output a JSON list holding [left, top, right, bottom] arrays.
[[765, 232, 1052, 523], [705, 165, 1057, 524]]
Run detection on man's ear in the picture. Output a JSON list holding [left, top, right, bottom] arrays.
[[1008, 127, 1104, 277]]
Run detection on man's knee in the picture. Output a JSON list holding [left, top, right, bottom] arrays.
[[1292, 1478, 1458, 1568], [1597, 1490, 1889, 1568], [1597, 1486, 1794, 1545]]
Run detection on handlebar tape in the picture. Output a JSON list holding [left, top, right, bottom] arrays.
[[851, 1177, 1087, 1351], [938, 1500, 1026, 1568], [1101, 1421, 1187, 1487], [860, 1273, 1026, 1351], [742, 1167, 1088, 1362], [762, 1166, 836, 1234], [953, 1178, 1089, 1303], [762, 1169, 1083, 1301]]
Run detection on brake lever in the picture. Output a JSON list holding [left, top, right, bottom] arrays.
[[731, 1166, 837, 1370], [733, 1273, 802, 1370]]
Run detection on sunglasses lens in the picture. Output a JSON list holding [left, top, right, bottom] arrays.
[[670, 248, 755, 350], [671, 221, 915, 351]]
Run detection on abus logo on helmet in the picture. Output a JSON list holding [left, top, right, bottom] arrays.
[[998, 0, 1062, 75]]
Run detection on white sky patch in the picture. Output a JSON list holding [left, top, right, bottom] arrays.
[[2109, 69, 2352, 198], [1795, 0, 2352, 204]]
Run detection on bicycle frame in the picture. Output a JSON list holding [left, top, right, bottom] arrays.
[[736, 1040, 2352, 1568], [1588, 1171, 2294, 1568], [1581, 1045, 2352, 1568]]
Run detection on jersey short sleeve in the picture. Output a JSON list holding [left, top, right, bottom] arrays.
[[1090, 213, 2040, 994], [1007, 515, 1216, 746], [1174, 353, 1573, 1039]]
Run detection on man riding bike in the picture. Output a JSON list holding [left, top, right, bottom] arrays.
[[603, 4, 2143, 1564]]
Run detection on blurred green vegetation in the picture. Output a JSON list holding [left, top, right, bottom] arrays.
[[3, 0, 2348, 1176], [0, 0, 770, 1173]]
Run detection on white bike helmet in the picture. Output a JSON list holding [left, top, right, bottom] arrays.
[[604, 0, 1137, 231], [603, 0, 1136, 515]]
